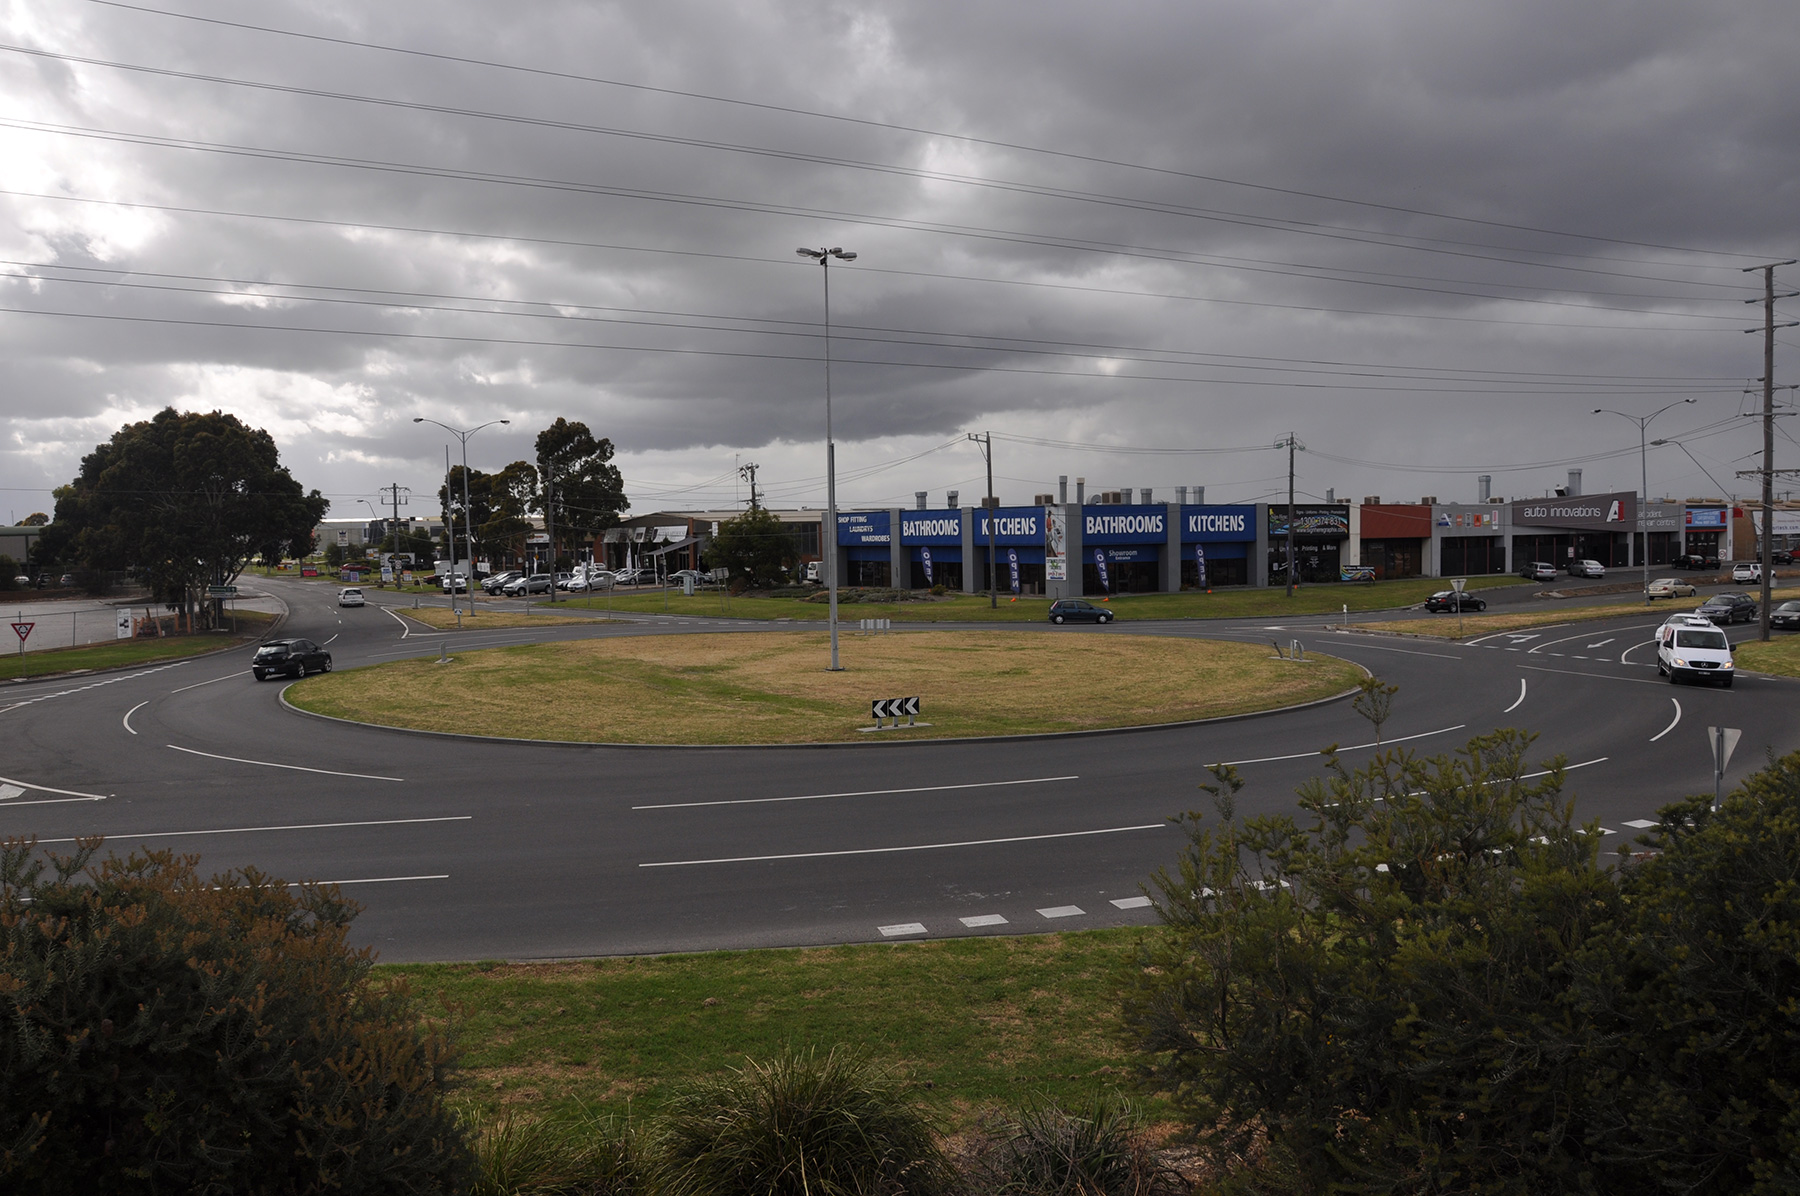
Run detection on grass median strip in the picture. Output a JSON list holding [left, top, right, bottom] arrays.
[[0, 612, 276, 681], [1354, 587, 1799, 640], [1734, 635, 1800, 679], [289, 630, 1362, 744], [389, 929, 1149, 1126], [392, 606, 606, 631]]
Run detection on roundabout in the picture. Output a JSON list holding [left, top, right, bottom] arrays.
[[3, 575, 1799, 963]]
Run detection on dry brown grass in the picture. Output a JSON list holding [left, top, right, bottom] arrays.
[[291, 629, 1362, 744]]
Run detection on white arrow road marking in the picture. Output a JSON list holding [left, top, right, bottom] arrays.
[[640, 823, 1165, 867], [635, 775, 1080, 811], [1586, 638, 1615, 648], [1650, 698, 1682, 742], [166, 745, 403, 781], [1504, 678, 1527, 714]]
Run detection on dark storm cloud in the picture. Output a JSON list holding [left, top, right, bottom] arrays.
[[0, 0, 1792, 514]]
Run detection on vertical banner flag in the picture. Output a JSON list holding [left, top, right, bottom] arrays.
[[1195, 543, 1207, 590], [1044, 507, 1067, 581], [921, 545, 934, 585], [1007, 548, 1021, 594], [1093, 547, 1111, 592]]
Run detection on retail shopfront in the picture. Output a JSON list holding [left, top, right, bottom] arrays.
[[1432, 505, 1509, 576], [1683, 506, 1727, 560], [899, 509, 964, 590], [1179, 505, 1257, 589], [1510, 491, 1634, 571], [838, 511, 892, 587], [974, 507, 1047, 594], [1359, 504, 1430, 579], [1081, 505, 1166, 593], [1267, 504, 1349, 584]]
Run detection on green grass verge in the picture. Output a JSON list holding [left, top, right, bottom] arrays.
[[0, 611, 276, 681], [1733, 633, 1800, 678], [391, 930, 1149, 1128], [546, 575, 1521, 623]]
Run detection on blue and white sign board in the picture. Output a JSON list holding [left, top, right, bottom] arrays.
[[1179, 505, 1256, 542], [837, 511, 891, 545], [1083, 505, 1166, 544], [899, 510, 962, 544], [975, 507, 1043, 546]]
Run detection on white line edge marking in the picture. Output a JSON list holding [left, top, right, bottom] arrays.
[[166, 744, 404, 782], [639, 823, 1164, 867], [1619, 638, 1658, 664], [1503, 678, 1526, 714], [323, 633, 338, 646], [123, 699, 146, 734], [0, 773, 111, 799], [286, 874, 448, 887], [1650, 697, 1682, 742], [170, 671, 248, 693], [382, 606, 413, 637], [35, 814, 471, 845], [635, 774, 1081, 810], [1318, 638, 1461, 660], [1211, 724, 1466, 767], [1518, 664, 1666, 686], [0, 796, 109, 807], [1519, 757, 1607, 781]]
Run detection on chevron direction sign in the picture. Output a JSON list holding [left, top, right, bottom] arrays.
[[866, 696, 924, 731]]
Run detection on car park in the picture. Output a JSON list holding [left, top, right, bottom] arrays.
[[337, 587, 365, 607], [1656, 620, 1735, 687], [1696, 592, 1757, 624], [1771, 600, 1800, 630], [481, 570, 522, 594], [251, 639, 332, 681], [1731, 562, 1763, 584], [1423, 590, 1486, 612], [1520, 561, 1557, 582], [1567, 559, 1605, 579], [1646, 577, 1697, 600], [1048, 598, 1114, 624]]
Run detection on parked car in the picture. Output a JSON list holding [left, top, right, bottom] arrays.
[[1646, 577, 1697, 600], [610, 567, 643, 586], [440, 572, 468, 593], [1656, 620, 1735, 687], [669, 569, 707, 588], [337, 587, 365, 607], [1675, 553, 1721, 571], [1048, 598, 1114, 625], [1731, 561, 1763, 584], [1696, 592, 1757, 624], [481, 570, 522, 594], [1567, 559, 1605, 579], [251, 638, 332, 680], [1771, 600, 1800, 630], [1773, 549, 1794, 565], [1424, 590, 1486, 612], [10, 575, 28, 587], [1521, 561, 1557, 582], [502, 573, 553, 595]]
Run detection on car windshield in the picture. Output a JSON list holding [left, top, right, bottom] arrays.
[[254, 645, 287, 657], [1675, 629, 1728, 650], [1779, 602, 1800, 612]]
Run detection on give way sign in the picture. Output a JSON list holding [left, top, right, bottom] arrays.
[[10, 621, 32, 643]]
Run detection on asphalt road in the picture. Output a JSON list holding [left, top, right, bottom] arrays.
[[2, 577, 1795, 963]]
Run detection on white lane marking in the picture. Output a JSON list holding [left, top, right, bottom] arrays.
[[288, 874, 448, 887], [0, 659, 192, 715], [0, 796, 108, 807], [170, 671, 247, 693], [1619, 638, 1658, 664], [1211, 724, 1466, 767], [1650, 698, 1682, 742], [35, 814, 471, 845], [122, 700, 146, 734], [323, 633, 339, 646], [166, 744, 404, 782], [879, 922, 927, 937], [1110, 896, 1153, 910], [1520, 757, 1607, 780], [1318, 637, 1461, 660], [0, 773, 110, 799], [0, 783, 21, 800], [1503, 678, 1527, 714], [961, 913, 1009, 927], [1519, 665, 1665, 687], [1623, 819, 1659, 829], [639, 823, 1165, 868], [1038, 905, 1085, 918], [635, 774, 1081, 811], [1586, 638, 1615, 648], [382, 607, 414, 637]]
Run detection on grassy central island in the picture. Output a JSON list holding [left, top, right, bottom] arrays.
[[288, 630, 1362, 745]]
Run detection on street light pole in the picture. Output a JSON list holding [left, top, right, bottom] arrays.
[[967, 432, 997, 608], [414, 416, 511, 616], [1594, 399, 1695, 603], [797, 246, 857, 672]]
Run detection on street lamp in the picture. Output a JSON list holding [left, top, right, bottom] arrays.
[[797, 245, 857, 672], [413, 416, 510, 615], [1594, 399, 1696, 603], [357, 499, 383, 584]]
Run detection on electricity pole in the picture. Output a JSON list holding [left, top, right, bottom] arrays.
[[1276, 433, 1303, 597], [968, 432, 997, 608], [738, 462, 760, 510], [1743, 260, 1798, 641], [381, 482, 410, 580]]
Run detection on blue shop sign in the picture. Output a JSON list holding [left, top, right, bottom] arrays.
[[899, 510, 962, 544], [1684, 507, 1727, 529], [1179, 505, 1255, 543], [1082, 505, 1167, 544], [974, 507, 1043, 546], [837, 510, 891, 546]]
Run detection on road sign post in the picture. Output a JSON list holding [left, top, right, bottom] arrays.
[[11, 618, 32, 679], [1452, 577, 1467, 635], [864, 696, 924, 731], [1708, 725, 1741, 810]]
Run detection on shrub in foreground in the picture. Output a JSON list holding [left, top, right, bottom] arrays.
[[470, 1104, 637, 1195], [650, 1046, 952, 1196], [0, 840, 471, 1194], [953, 1095, 1186, 1195]]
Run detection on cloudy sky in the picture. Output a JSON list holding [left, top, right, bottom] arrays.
[[1, 0, 1796, 525]]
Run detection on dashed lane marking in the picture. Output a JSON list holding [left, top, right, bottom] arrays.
[[879, 922, 927, 937], [638, 823, 1165, 868], [1038, 905, 1085, 919], [0, 659, 193, 716], [635, 774, 1080, 811], [1110, 896, 1153, 910], [166, 744, 404, 781], [960, 914, 1009, 927]]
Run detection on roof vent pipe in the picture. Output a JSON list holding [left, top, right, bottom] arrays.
[[1176, 486, 1187, 504], [1567, 469, 1582, 496], [1478, 475, 1492, 503], [914, 491, 928, 510], [1075, 478, 1086, 504], [1058, 475, 1068, 503], [946, 490, 959, 508]]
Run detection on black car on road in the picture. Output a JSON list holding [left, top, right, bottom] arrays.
[[1423, 591, 1486, 613], [1771, 600, 1800, 630], [252, 639, 333, 680], [1696, 593, 1757, 624], [1048, 598, 1114, 625]]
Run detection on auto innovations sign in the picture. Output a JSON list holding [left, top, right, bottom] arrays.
[[1510, 491, 1635, 530]]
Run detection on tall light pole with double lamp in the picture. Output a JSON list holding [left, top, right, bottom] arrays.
[[414, 416, 510, 615], [797, 246, 856, 671], [1594, 398, 1695, 603]]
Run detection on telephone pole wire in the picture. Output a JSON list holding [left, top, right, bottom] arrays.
[[1743, 259, 1798, 641]]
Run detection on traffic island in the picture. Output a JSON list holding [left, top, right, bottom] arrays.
[[286, 630, 1364, 745]]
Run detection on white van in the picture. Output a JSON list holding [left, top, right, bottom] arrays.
[[1656, 616, 1735, 687]]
